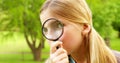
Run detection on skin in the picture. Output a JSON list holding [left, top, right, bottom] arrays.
[[40, 10, 91, 63]]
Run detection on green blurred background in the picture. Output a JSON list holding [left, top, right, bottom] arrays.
[[0, 0, 120, 63]]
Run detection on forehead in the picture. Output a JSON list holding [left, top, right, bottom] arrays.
[[40, 10, 68, 24], [40, 10, 52, 24], [40, 10, 63, 25]]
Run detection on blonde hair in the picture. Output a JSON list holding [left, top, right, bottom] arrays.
[[40, 0, 117, 63]]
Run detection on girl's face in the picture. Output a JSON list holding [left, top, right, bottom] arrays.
[[40, 10, 84, 54]]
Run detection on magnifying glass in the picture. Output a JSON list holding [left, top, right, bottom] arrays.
[[42, 18, 64, 41]]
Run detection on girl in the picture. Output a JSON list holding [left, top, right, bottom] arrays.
[[40, 0, 120, 63]]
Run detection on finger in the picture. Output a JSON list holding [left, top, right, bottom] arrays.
[[53, 52, 68, 63], [50, 48, 67, 61], [58, 57, 69, 63], [50, 41, 63, 54], [50, 48, 65, 59], [54, 48, 67, 57]]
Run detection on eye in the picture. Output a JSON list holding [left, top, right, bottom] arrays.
[[58, 23, 63, 28], [43, 27, 48, 33]]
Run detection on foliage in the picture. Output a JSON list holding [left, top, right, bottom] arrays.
[[0, 0, 45, 61], [112, 21, 120, 32], [111, 2, 120, 34], [87, 0, 120, 38]]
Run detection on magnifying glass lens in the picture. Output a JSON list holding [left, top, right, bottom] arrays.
[[42, 18, 64, 41]]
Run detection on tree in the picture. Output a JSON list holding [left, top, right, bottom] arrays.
[[112, 21, 120, 38], [87, 0, 120, 46], [0, 0, 45, 61], [111, 2, 120, 38], [87, 0, 113, 38]]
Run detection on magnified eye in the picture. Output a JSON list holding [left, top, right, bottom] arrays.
[[43, 27, 48, 33], [42, 18, 64, 41], [58, 22, 63, 28], [53, 21, 63, 30]]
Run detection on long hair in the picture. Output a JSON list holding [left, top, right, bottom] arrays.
[[40, 0, 117, 63]]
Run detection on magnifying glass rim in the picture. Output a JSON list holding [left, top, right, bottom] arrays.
[[42, 18, 64, 41]]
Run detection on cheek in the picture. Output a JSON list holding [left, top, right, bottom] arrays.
[[60, 27, 83, 53]]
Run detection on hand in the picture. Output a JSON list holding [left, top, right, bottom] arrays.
[[49, 41, 69, 63]]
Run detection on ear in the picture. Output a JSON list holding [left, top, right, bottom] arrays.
[[82, 24, 91, 35]]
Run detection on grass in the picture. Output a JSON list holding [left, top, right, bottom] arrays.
[[111, 38, 120, 51], [0, 33, 50, 63], [0, 45, 50, 63], [0, 51, 49, 63], [0, 32, 120, 63]]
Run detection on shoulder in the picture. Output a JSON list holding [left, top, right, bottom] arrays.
[[112, 50, 120, 63]]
